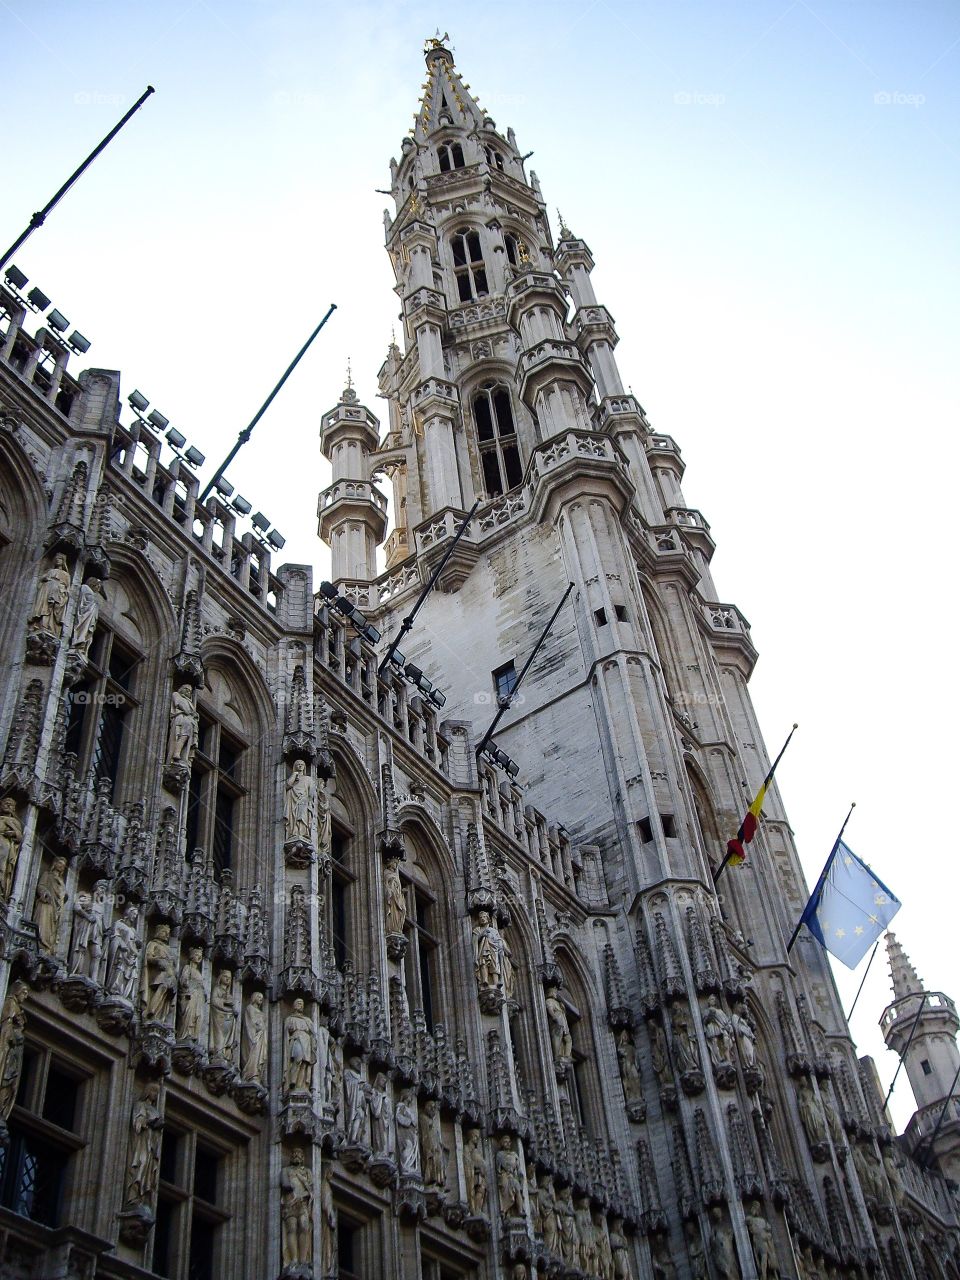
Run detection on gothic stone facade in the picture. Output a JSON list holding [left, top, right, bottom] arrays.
[[0, 35, 958, 1280]]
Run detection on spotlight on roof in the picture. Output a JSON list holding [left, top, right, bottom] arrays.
[[333, 597, 356, 618], [67, 331, 91, 354], [26, 286, 51, 312], [128, 390, 150, 413], [183, 445, 206, 468], [251, 512, 270, 534], [429, 689, 446, 709], [481, 741, 520, 779], [416, 674, 433, 695], [318, 581, 339, 600], [232, 495, 253, 516], [266, 529, 286, 552], [148, 409, 170, 431], [405, 663, 423, 684], [389, 649, 405, 669], [4, 266, 28, 291], [213, 476, 234, 499], [165, 427, 187, 451], [360, 622, 381, 645], [47, 309, 69, 333]]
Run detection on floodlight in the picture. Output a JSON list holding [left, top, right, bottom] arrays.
[[429, 689, 446, 708], [128, 390, 149, 413], [388, 650, 405, 668], [148, 410, 170, 430], [350, 607, 368, 628], [361, 622, 381, 645], [416, 675, 433, 694], [251, 512, 270, 533], [318, 581, 339, 600], [165, 427, 187, 450], [184, 445, 206, 467], [213, 476, 234, 498], [405, 664, 423, 683], [68, 331, 91, 354], [4, 266, 28, 290], [47, 309, 69, 332], [506, 758, 520, 779], [26, 287, 50, 312], [232, 496, 253, 516], [267, 530, 286, 551], [333, 597, 355, 618]]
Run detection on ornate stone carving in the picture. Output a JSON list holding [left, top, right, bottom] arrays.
[[463, 1125, 488, 1223], [104, 904, 142, 1004], [730, 1001, 762, 1090], [284, 759, 316, 865], [176, 946, 206, 1043], [284, 998, 316, 1094], [143, 923, 178, 1026], [797, 1080, 830, 1161], [708, 1205, 740, 1279], [209, 969, 238, 1062], [119, 1082, 163, 1244], [420, 1096, 446, 1191], [0, 797, 24, 903], [383, 854, 407, 959], [241, 991, 268, 1083], [396, 1086, 421, 1176], [671, 1004, 704, 1095], [473, 909, 505, 1013], [319, 1164, 336, 1279], [27, 552, 70, 660], [0, 979, 29, 1144], [545, 985, 573, 1077], [616, 1027, 646, 1121], [34, 855, 68, 954], [69, 576, 102, 664], [496, 1134, 525, 1219], [702, 994, 735, 1087], [164, 683, 199, 790], [745, 1200, 780, 1279]]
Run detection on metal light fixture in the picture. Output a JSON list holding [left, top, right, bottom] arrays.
[[232, 496, 253, 516], [128, 390, 149, 413], [148, 410, 169, 431], [429, 689, 446, 709], [68, 331, 91, 354], [184, 445, 206, 468], [26, 286, 51, 312], [251, 512, 270, 534], [4, 266, 28, 291], [266, 530, 286, 551], [318, 581, 339, 600], [47, 309, 69, 332], [213, 476, 234, 499], [165, 427, 187, 450]]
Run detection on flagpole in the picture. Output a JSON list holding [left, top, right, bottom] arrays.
[[713, 723, 799, 886], [845, 939, 879, 1021], [785, 801, 855, 954], [917, 1059, 960, 1167], [883, 994, 929, 1111]]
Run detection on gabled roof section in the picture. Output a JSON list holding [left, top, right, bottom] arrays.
[[413, 33, 483, 141]]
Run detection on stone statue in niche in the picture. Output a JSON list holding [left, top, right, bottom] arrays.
[[33, 855, 68, 953], [0, 979, 29, 1132], [594, 1209, 614, 1279], [463, 1127, 488, 1216], [284, 759, 315, 845], [241, 991, 268, 1083], [671, 1005, 702, 1075], [649, 1019, 672, 1090], [167, 684, 199, 767], [473, 910, 502, 989], [419, 1097, 445, 1188], [71, 577, 102, 661], [209, 970, 238, 1060], [540, 1176, 560, 1254], [383, 856, 406, 938], [126, 1082, 163, 1207], [395, 1087, 420, 1176], [176, 946, 206, 1041], [610, 1216, 635, 1279], [105, 904, 141, 1002], [797, 1080, 829, 1153], [29, 553, 70, 637], [651, 1232, 678, 1279], [143, 923, 178, 1024], [317, 778, 332, 857], [745, 1201, 780, 1279], [575, 1197, 595, 1273], [544, 986, 573, 1072], [344, 1056, 369, 1147], [615, 1028, 645, 1117], [280, 1148, 314, 1272], [368, 1071, 395, 1161], [496, 1134, 525, 1218], [703, 996, 734, 1067], [501, 928, 517, 1003], [709, 1205, 739, 1279], [730, 1002, 758, 1066], [68, 890, 104, 979], [319, 1164, 337, 1278], [0, 797, 24, 902], [527, 1162, 542, 1238], [557, 1185, 577, 1265], [685, 1220, 709, 1280], [283, 998, 316, 1094]]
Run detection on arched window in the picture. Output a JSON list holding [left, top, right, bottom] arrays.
[[451, 230, 488, 303], [64, 625, 141, 800], [484, 145, 504, 171], [504, 233, 520, 267], [402, 875, 439, 1031], [473, 384, 523, 498], [184, 701, 246, 877], [330, 820, 356, 970], [437, 141, 465, 172]]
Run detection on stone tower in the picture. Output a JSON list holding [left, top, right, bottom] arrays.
[[881, 932, 960, 1181]]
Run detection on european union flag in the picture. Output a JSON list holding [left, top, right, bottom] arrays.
[[800, 840, 901, 969]]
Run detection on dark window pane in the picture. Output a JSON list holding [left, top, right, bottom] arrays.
[[452, 143, 464, 168], [42, 1067, 79, 1131], [482, 450, 503, 498], [15, 1047, 39, 1108], [153, 1196, 175, 1277], [503, 444, 522, 489], [339, 1222, 356, 1273], [185, 766, 204, 854], [467, 233, 482, 262], [193, 1147, 219, 1204], [197, 714, 214, 757], [93, 701, 127, 790], [438, 147, 451, 173], [331, 829, 348, 866], [213, 784, 235, 875], [493, 390, 514, 436], [451, 235, 467, 267], [505, 236, 517, 266], [473, 268, 488, 297], [108, 640, 137, 690], [332, 876, 348, 970], [0, 1129, 67, 1227], [64, 685, 91, 758], [474, 394, 494, 442], [159, 1130, 179, 1185], [494, 663, 517, 701], [457, 273, 472, 303], [419, 937, 435, 1032], [188, 1215, 216, 1280], [217, 734, 240, 777]]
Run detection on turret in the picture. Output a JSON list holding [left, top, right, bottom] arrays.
[[317, 378, 387, 584], [880, 932, 960, 1177]]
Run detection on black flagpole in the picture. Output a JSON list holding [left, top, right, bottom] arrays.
[[713, 723, 799, 886], [845, 938, 880, 1021], [883, 994, 929, 1111], [377, 500, 480, 678], [200, 304, 337, 502], [0, 86, 156, 272], [918, 1059, 960, 1167], [785, 801, 856, 954]]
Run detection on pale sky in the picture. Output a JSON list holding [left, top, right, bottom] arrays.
[[3, 0, 958, 1130]]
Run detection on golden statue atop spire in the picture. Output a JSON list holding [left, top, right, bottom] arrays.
[[425, 30, 451, 52]]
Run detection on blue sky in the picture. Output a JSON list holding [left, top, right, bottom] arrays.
[[3, 0, 958, 1127]]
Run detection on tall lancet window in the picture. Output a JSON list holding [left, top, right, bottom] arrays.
[[473, 384, 523, 498], [451, 230, 488, 303], [484, 144, 505, 171], [437, 141, 465, 172]]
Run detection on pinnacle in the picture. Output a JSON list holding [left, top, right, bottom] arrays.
[[885, 930, 924, 1000]]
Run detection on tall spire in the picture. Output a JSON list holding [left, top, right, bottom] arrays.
[[885, 931, 924, 999], [414, 34, 483, 140]]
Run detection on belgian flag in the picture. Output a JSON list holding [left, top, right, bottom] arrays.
[[726, 724, 797, 867]]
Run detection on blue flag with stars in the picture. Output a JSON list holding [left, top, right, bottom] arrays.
[[800, 840, 901, 968]]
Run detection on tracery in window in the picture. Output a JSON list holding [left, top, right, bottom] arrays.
[[437, 141, 465, 172], [152, 1125, 229, 1280], [64, 626, 141, 800], [184, 707, 246, 877], [472, 383, 523, 498], [451, 230, 488, 303]]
